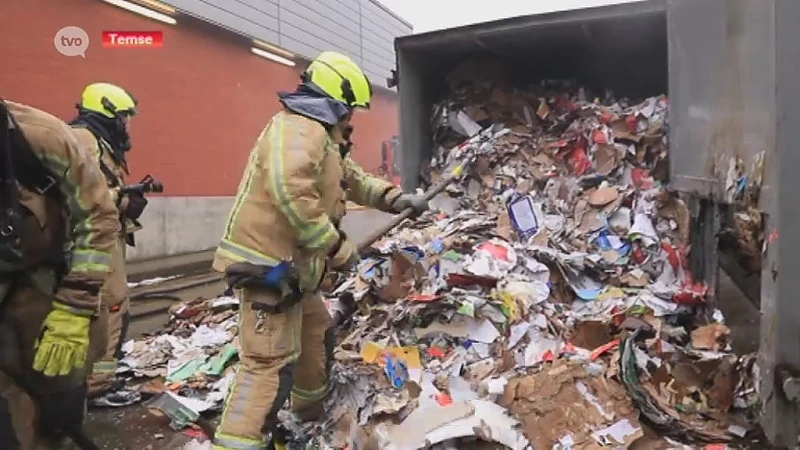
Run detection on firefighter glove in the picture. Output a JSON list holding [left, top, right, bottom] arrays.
[[37, 382, 87, 440], [125, 192, 148, 220], [329, 234, 359, 272], [33, 302, 92, 377], [392, 194, 429, 216]]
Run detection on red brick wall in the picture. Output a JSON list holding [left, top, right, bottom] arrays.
[[0, 0, 399, 196]]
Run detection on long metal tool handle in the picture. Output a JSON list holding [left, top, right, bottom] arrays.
[[356, 163, 465, 253]]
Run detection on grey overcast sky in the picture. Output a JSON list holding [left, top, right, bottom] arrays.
[[377, 0, 644, 33]]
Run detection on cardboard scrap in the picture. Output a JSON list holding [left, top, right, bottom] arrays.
[[691, 324, 731, 352]]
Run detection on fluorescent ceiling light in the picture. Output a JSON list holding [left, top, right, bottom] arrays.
[[102, 0, 177, 25], [252, 39, 295, 59], [134, 0, 176, 14], [251, 47, 296, 67]]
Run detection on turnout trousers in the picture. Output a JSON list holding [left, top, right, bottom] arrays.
[[212, 287, 335, 450], [88, 239, 130, 396], [0, 271, 107, 450]]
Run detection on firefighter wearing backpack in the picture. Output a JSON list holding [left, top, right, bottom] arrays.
[[210, 51, 429, 450], [0, 99, 119, 449], [69, 82, 142, 398]]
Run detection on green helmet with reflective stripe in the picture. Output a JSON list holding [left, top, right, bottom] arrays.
[[302, 52, 372, 109]]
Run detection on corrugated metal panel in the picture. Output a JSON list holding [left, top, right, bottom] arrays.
[[280, 5, 362, 58], [362, 30, 395, 63], [361, 12, 402, 40], [362, 18, 398, 49], [280, 35, 322, 62], [165, 0, 412, 87], [333, 0, 361, 15], [361, 0, 411, 36], [291, 0, 361, 32], [363, 55, 395, 77], [361, 0, 412, 84], [163, 0, 280, 42], [361, 59, 388, 81], [364, 0, 412, 28], [281, 20, 362, 61]]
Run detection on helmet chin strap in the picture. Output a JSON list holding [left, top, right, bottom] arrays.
[[70, 110, 132, 171]]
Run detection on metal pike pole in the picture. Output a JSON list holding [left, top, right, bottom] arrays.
[[355, 162, 467, 253], [331, 160, 469, 329], [353, 125, 495, 253]]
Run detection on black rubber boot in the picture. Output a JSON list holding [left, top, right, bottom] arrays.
[[265, 426, 289, 450]]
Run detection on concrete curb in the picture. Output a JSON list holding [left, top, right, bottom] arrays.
[[127, 249, 214, 281]]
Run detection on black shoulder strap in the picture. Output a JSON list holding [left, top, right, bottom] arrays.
[[98, 157, 121, 189], [7, 111, 61, 199], [72, 123, 122, 188], [96, 140, 122, 188]]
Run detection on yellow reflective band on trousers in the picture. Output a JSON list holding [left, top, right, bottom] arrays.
[[214, 368, 269, 450], [215, 289, 302, 449], [266, 116, 338, 251], [215, 359, 298, 450], [213, 440, 286, 450], [92, 359, 117, 375], [290, 382, 328, 402], [70, 248, 112, 273], [212, 433, 266, 450]]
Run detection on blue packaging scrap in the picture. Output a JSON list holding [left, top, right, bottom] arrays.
[[383, 355, 408, 389], [506, 194, 539, 239]]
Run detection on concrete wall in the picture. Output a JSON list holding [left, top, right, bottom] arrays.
[[129, 198, 396, 261], [0, 0, 405, 262], [160, 0, 412, 85], [125, 197, 232, 260]]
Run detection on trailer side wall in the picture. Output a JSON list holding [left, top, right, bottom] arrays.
[[394, 0, 667, 191]]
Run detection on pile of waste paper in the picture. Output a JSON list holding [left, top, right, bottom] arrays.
[[112, 295, 239, 416], [116, 59, 764, 449]]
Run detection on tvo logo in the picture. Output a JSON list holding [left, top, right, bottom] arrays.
[[54, 26, 90, 58]]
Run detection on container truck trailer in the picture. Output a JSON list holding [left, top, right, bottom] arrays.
[[391, 0, 800, 447]]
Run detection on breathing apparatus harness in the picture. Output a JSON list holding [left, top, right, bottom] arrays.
[[0, 100, 63, 269]]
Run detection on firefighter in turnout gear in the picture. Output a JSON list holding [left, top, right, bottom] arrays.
[[211, 51, 429, 450], [69, 82, 141, 398], [0, 99, 119, 448]]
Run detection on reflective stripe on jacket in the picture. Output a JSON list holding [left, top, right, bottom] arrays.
[[7, 101, 119, 312], [213, 110, 402, 290], [73, 127, 131, 309], [72, 127, 128, 217]]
